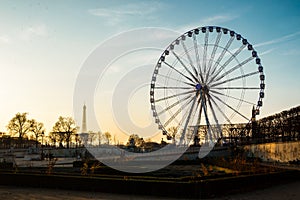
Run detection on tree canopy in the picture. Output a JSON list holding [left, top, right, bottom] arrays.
[[28, 119, 45, 148], [7, 112, 31, 140], [127, 134, 144, 147], [103, 131, 112, 145], [51, 116, 77, 148]]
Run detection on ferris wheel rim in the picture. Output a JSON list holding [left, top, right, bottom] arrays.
[[150, 26, 265, 142]]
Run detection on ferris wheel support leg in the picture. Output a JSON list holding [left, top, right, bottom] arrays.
[[179, 93, 198, 145], [200, 90, 214, 147], [208, 95, 223, 144]]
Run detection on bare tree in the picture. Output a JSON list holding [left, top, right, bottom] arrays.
[[49, 131, 62, 147], [167, 126, 178, 144], [103, 131, 112, 145], [28, 119, 45, 148], [126, 134, 144, 147], [7, 112, 31, 141], [52, 116, 77, 148], [88, 131, 97, 146]]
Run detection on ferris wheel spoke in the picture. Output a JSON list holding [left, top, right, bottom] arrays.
[[179, 93, 198, 143], [171, 51, 199, 82], [177, 97, 196, 127], [212, 56, 254, 83], [155, 90, 195, 103], [163, 95, 195, 128], [174, 97, 197, 143], [210, 93, 249, 120], [173, 106, 189, 138], [202, 32, 209, 79], [157, 73, 196, 87], [209, 44, 246, 84], [205, 32, 222, 83], [190, 97, 204, 143], [195, 96, 202, 126], [157, 94, 193, 116], [192, 97, 203, 137], [211, 71, 259, 88], [192, 95, 202, 124], [193, 34, 204, 83], [155, 86, 193, 90], [209, 37, 234, 78], [182, 40, 199, 78], [213, 87, 260, 90], [188, 95, 202, 140], [210, 89, 254, 105], [163, 61, 195, 84], [208, 94, 233, 125], [207, 96, 223, 138]]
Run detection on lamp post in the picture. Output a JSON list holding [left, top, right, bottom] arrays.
[[41, 131, 44, 160]]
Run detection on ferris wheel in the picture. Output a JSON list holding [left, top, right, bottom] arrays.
[[150, 26, 265, 145]]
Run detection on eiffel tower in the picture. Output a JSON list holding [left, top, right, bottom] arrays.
[[82, 104, 87, 133], [80, 104, 89, 146]]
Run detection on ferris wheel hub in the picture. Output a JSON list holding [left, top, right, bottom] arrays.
[[195, 83, 202, 90], [196, 83, 209, 94]]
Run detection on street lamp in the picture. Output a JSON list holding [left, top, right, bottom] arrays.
[[41, 131, 44, 160], [41, 131, 44, 146]]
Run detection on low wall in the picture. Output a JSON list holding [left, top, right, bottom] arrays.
[[244, 141, 300, 162], [0, 170, 298, 199]]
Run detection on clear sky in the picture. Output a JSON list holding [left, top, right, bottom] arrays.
[[0, 0, 300, 142]]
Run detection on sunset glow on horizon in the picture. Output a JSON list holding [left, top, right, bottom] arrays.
[[1, 1, 300, 143]]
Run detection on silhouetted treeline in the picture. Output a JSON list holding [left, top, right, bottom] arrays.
[[256, 105, 300, 141]]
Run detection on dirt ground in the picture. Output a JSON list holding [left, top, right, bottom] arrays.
[[0, 181, 299, 200]]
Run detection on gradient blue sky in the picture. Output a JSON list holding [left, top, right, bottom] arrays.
[[0, 0, 300, 138]]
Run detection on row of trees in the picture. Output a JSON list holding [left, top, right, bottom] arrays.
[[4, 113, 164, 149], [4, 112, 113, 148], [5, 105, 298, 148], [256, 105, 300, 141], [85, 131, 112, 145], [6, 113, 45, 147], [216, 105, 300, 143], [156, 105, 300, 145]]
